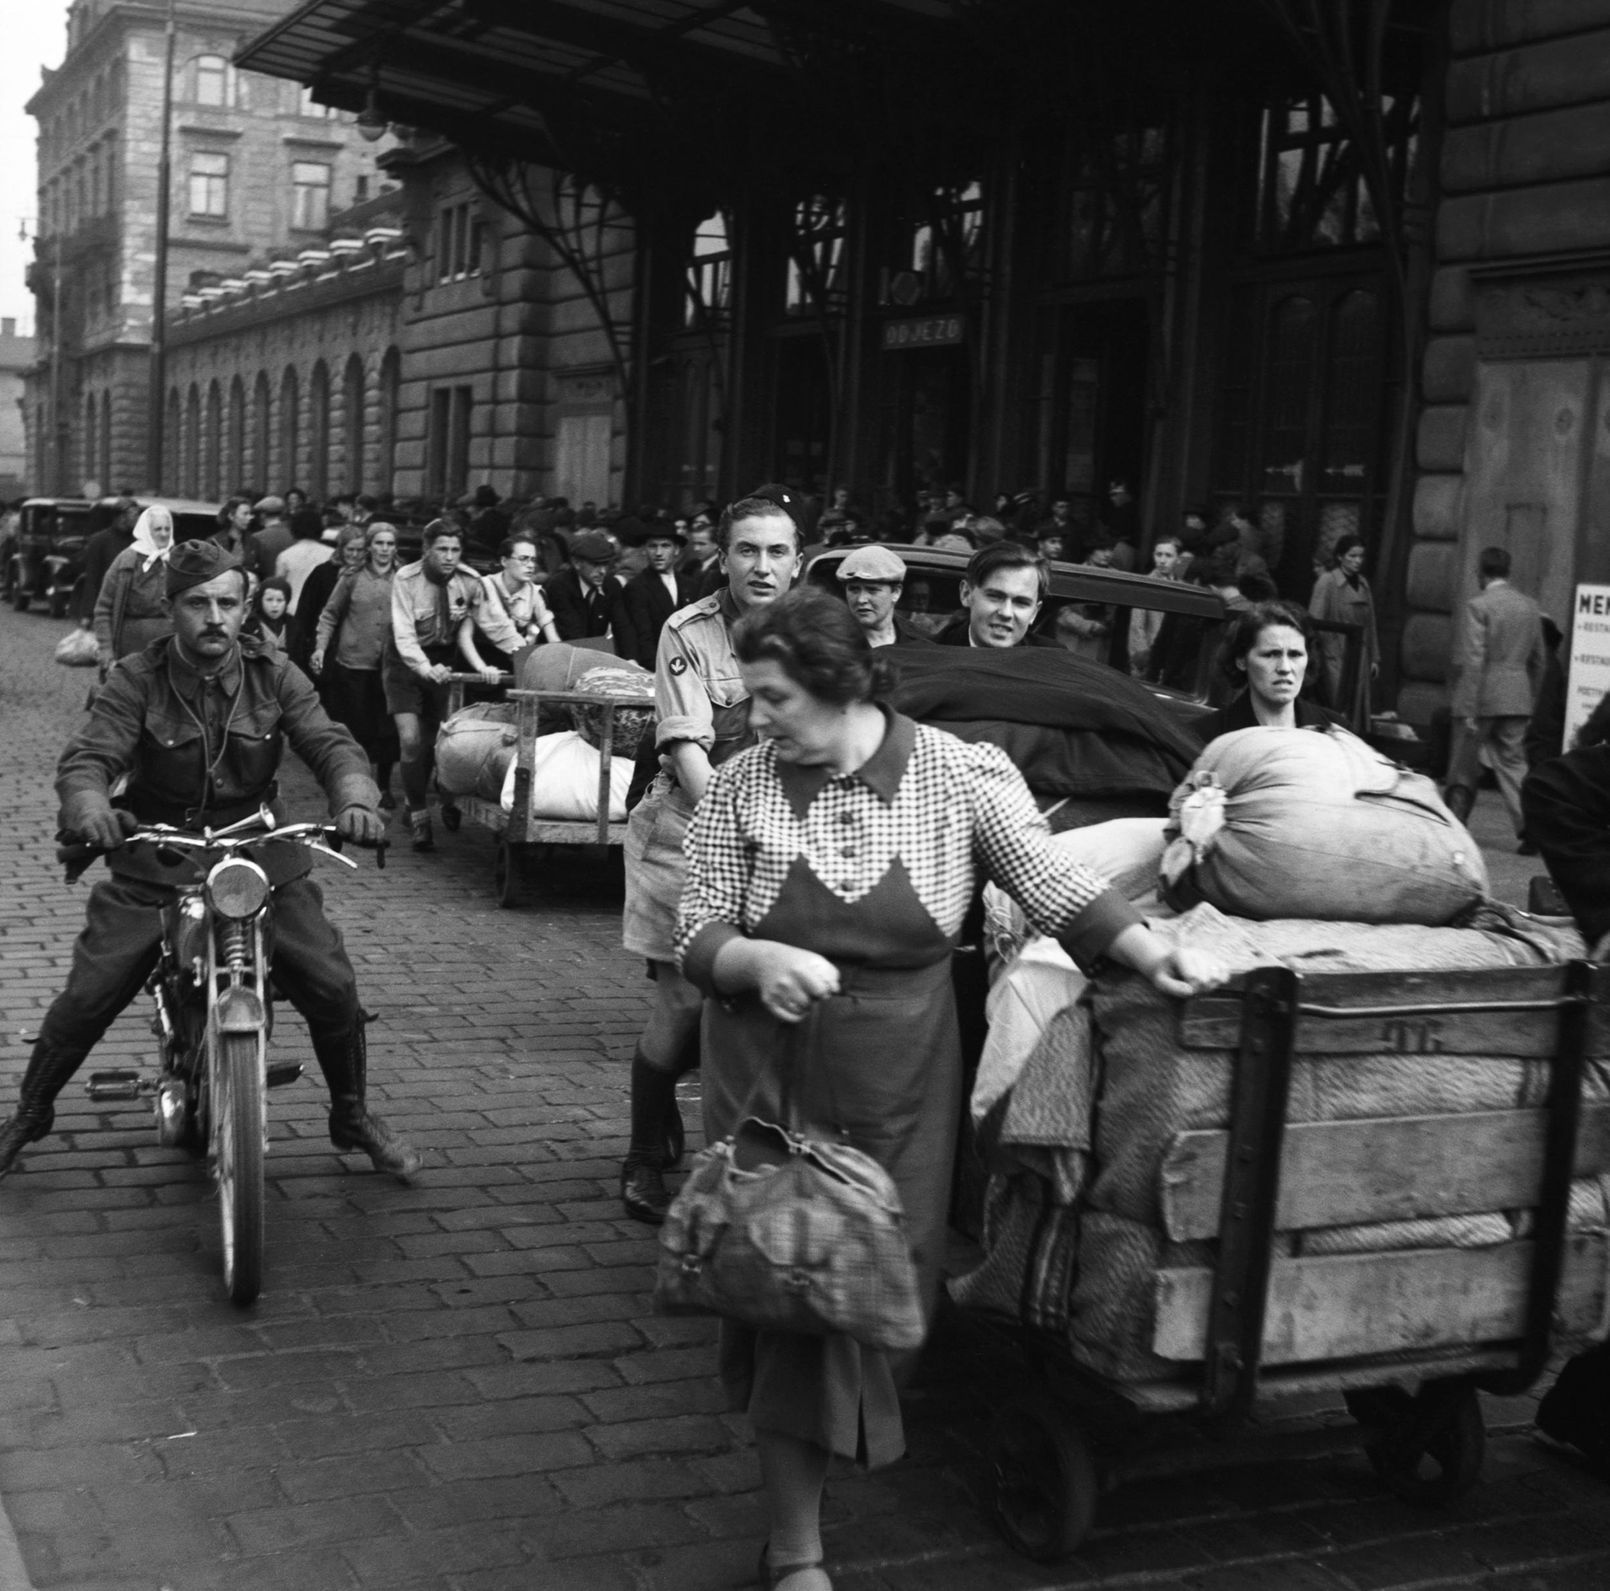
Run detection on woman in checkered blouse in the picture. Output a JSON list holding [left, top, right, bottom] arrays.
[[675, 590, 1225, 1591]]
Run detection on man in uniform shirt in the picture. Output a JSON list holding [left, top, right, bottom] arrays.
[[388, 520, 484, 852], [0, 540, 417, 1181], [619, 489, 804, 1222]]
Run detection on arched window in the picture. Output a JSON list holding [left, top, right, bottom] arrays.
[[204, 380, 223, 500], [163, 388, 181, 494], [278, 367, 300, 490], [183, 385, 201, 498], [227, 375, 246, 491], [343, 353, 366, 494], [186, 55, 229, 108], [308, 359, 330, 502], [252, 371, 272, 492], [376, 347, 401, 499]]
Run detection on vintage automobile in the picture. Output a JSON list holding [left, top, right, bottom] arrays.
[[10, 495, 222, 617], [804, 544, 1234, 730]]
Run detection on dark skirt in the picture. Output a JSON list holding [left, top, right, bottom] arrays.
[[701, 957, 961, 1467], [325, 663, 399, 763]]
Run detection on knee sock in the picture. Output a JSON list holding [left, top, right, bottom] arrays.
[[757, 1429, 829, 1573], [400, 755, 430, 810], [625, 1048, 679, 1169]]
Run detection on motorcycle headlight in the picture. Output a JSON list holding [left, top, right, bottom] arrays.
[[205, 857, 270, 921]]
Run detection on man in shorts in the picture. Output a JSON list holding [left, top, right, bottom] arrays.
[[387, 520, 483, 851], [619, 488, 805, 1222]]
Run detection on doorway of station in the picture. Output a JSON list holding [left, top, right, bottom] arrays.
[[1032, 297, 1149, 546], [879, 343, 971, 516]]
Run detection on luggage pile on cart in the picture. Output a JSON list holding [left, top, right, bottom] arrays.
[[434, 651, 654, 906], [953, 903, 1610, 1559]]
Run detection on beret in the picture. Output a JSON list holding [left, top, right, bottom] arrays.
[[837, 545, 907, 582], [569, 530, 618, 563], [166, 539, 245, 596]]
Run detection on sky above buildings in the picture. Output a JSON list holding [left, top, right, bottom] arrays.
[[2, 2, 69, 336]]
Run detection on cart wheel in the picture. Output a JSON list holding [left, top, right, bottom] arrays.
[[1349, 1381, 1485, 1506], [494, 841, 529, 909], [989, 1396, 1098, 1561]]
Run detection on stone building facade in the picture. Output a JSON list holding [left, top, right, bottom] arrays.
[[0, 320, 37, 498], [1402, 0, 1610, 724], [24, 0, 397, 496]]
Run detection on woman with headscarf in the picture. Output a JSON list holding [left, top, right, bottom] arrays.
[[93, 505, 176, 671]]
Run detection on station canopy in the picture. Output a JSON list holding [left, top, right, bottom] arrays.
[[235, 0, 977, 169]]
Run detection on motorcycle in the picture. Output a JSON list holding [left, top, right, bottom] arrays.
[[62, 809, 384, 1306]]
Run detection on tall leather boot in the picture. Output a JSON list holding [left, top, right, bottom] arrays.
[[312, 1019, 421, 1181], [622, 1048, 681, 1224], [0, 1042, 86, 1179]]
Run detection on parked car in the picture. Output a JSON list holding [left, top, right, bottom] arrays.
[[804, 544, 1233, 733], [9, 495, 222, 617]]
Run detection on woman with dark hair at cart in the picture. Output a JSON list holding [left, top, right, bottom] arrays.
[[1194, 599, 1346, 744], [674, 588, 1227, 1590]]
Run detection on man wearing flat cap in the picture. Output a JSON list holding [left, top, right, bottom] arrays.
[[613, 520, 699, 670], [0, 540, 419, 1182], [546, 529, 622, 642], [835, 544, 933, 648]]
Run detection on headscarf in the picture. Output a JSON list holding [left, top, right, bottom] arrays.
[[132, 506, 176, 573]]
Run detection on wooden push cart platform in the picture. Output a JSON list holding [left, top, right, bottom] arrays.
[[441, 676, 641, 907], [983, 959, 1610, 1560]]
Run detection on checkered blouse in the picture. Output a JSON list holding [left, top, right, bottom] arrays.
[[675, 711, 1140, 980]]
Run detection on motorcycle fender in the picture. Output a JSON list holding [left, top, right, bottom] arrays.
[[214, 986, 266, 1034]]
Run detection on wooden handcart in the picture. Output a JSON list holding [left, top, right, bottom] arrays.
[[983, 959, 1610, 1560], [441, 675, 640, 908]]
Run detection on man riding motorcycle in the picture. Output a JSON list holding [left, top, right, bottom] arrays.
[[0, 539, 420, 1181]]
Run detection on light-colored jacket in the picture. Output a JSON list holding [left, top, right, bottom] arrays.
[[1451, 579, 1546, 719]]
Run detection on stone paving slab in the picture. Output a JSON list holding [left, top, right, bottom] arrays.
[[0, 602, 1604, 1590]]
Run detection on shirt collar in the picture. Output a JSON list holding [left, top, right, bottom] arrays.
[[166, 636, 243, 695], [773, 704, 915, 817]]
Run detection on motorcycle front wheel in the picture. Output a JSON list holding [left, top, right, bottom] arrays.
[[212, 1029, 265, 1306]]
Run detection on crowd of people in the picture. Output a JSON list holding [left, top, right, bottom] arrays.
[[3, 470, 1604, 1591]]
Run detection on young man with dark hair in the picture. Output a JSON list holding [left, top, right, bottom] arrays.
[[937, 540, 1056, 649]]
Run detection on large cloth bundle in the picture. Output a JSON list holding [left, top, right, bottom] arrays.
[[434, 704, 520, 799], [500, 730, 633, 821], [1161, 726, 1488, 924], [569, 664, 655, 760], [951, 904, 1607, 1386]]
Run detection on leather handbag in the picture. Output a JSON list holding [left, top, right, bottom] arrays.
[[653, 1007, 927, 1352]]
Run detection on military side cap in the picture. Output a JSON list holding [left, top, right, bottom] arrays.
[[166, 539, 244, 596], [837, 545, 907, 582]]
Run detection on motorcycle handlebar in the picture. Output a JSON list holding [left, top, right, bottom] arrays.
[[56, 820, 389, 873]]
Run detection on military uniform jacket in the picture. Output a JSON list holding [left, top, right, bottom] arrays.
[[653, 589, 753, 769], [56, 636, 377, 885]]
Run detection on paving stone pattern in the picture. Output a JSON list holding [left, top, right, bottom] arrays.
[[0, 603, 1605, 1590]]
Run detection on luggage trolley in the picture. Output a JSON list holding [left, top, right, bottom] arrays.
[[440, 675, 638, 907], [983, 959, 1610, 1560]]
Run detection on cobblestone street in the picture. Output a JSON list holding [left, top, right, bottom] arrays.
[[1, 601, 1607, 1591]]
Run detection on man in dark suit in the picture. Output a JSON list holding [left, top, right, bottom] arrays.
[[936, 539, 1060, 648], [615, 523, 698, 670], [1444, 545, 1547, 848], [545, 529, 622, 642]]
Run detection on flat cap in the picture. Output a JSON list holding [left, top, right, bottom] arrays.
[[569, 530, 618, 564], [166, 539, 244, 596], [252, 495, 285, 514], [837, 545, 907, 582]]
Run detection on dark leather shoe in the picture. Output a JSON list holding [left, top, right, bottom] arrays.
[[622, 1161, 671, 1225], [329, 1104, 422, 1180]]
